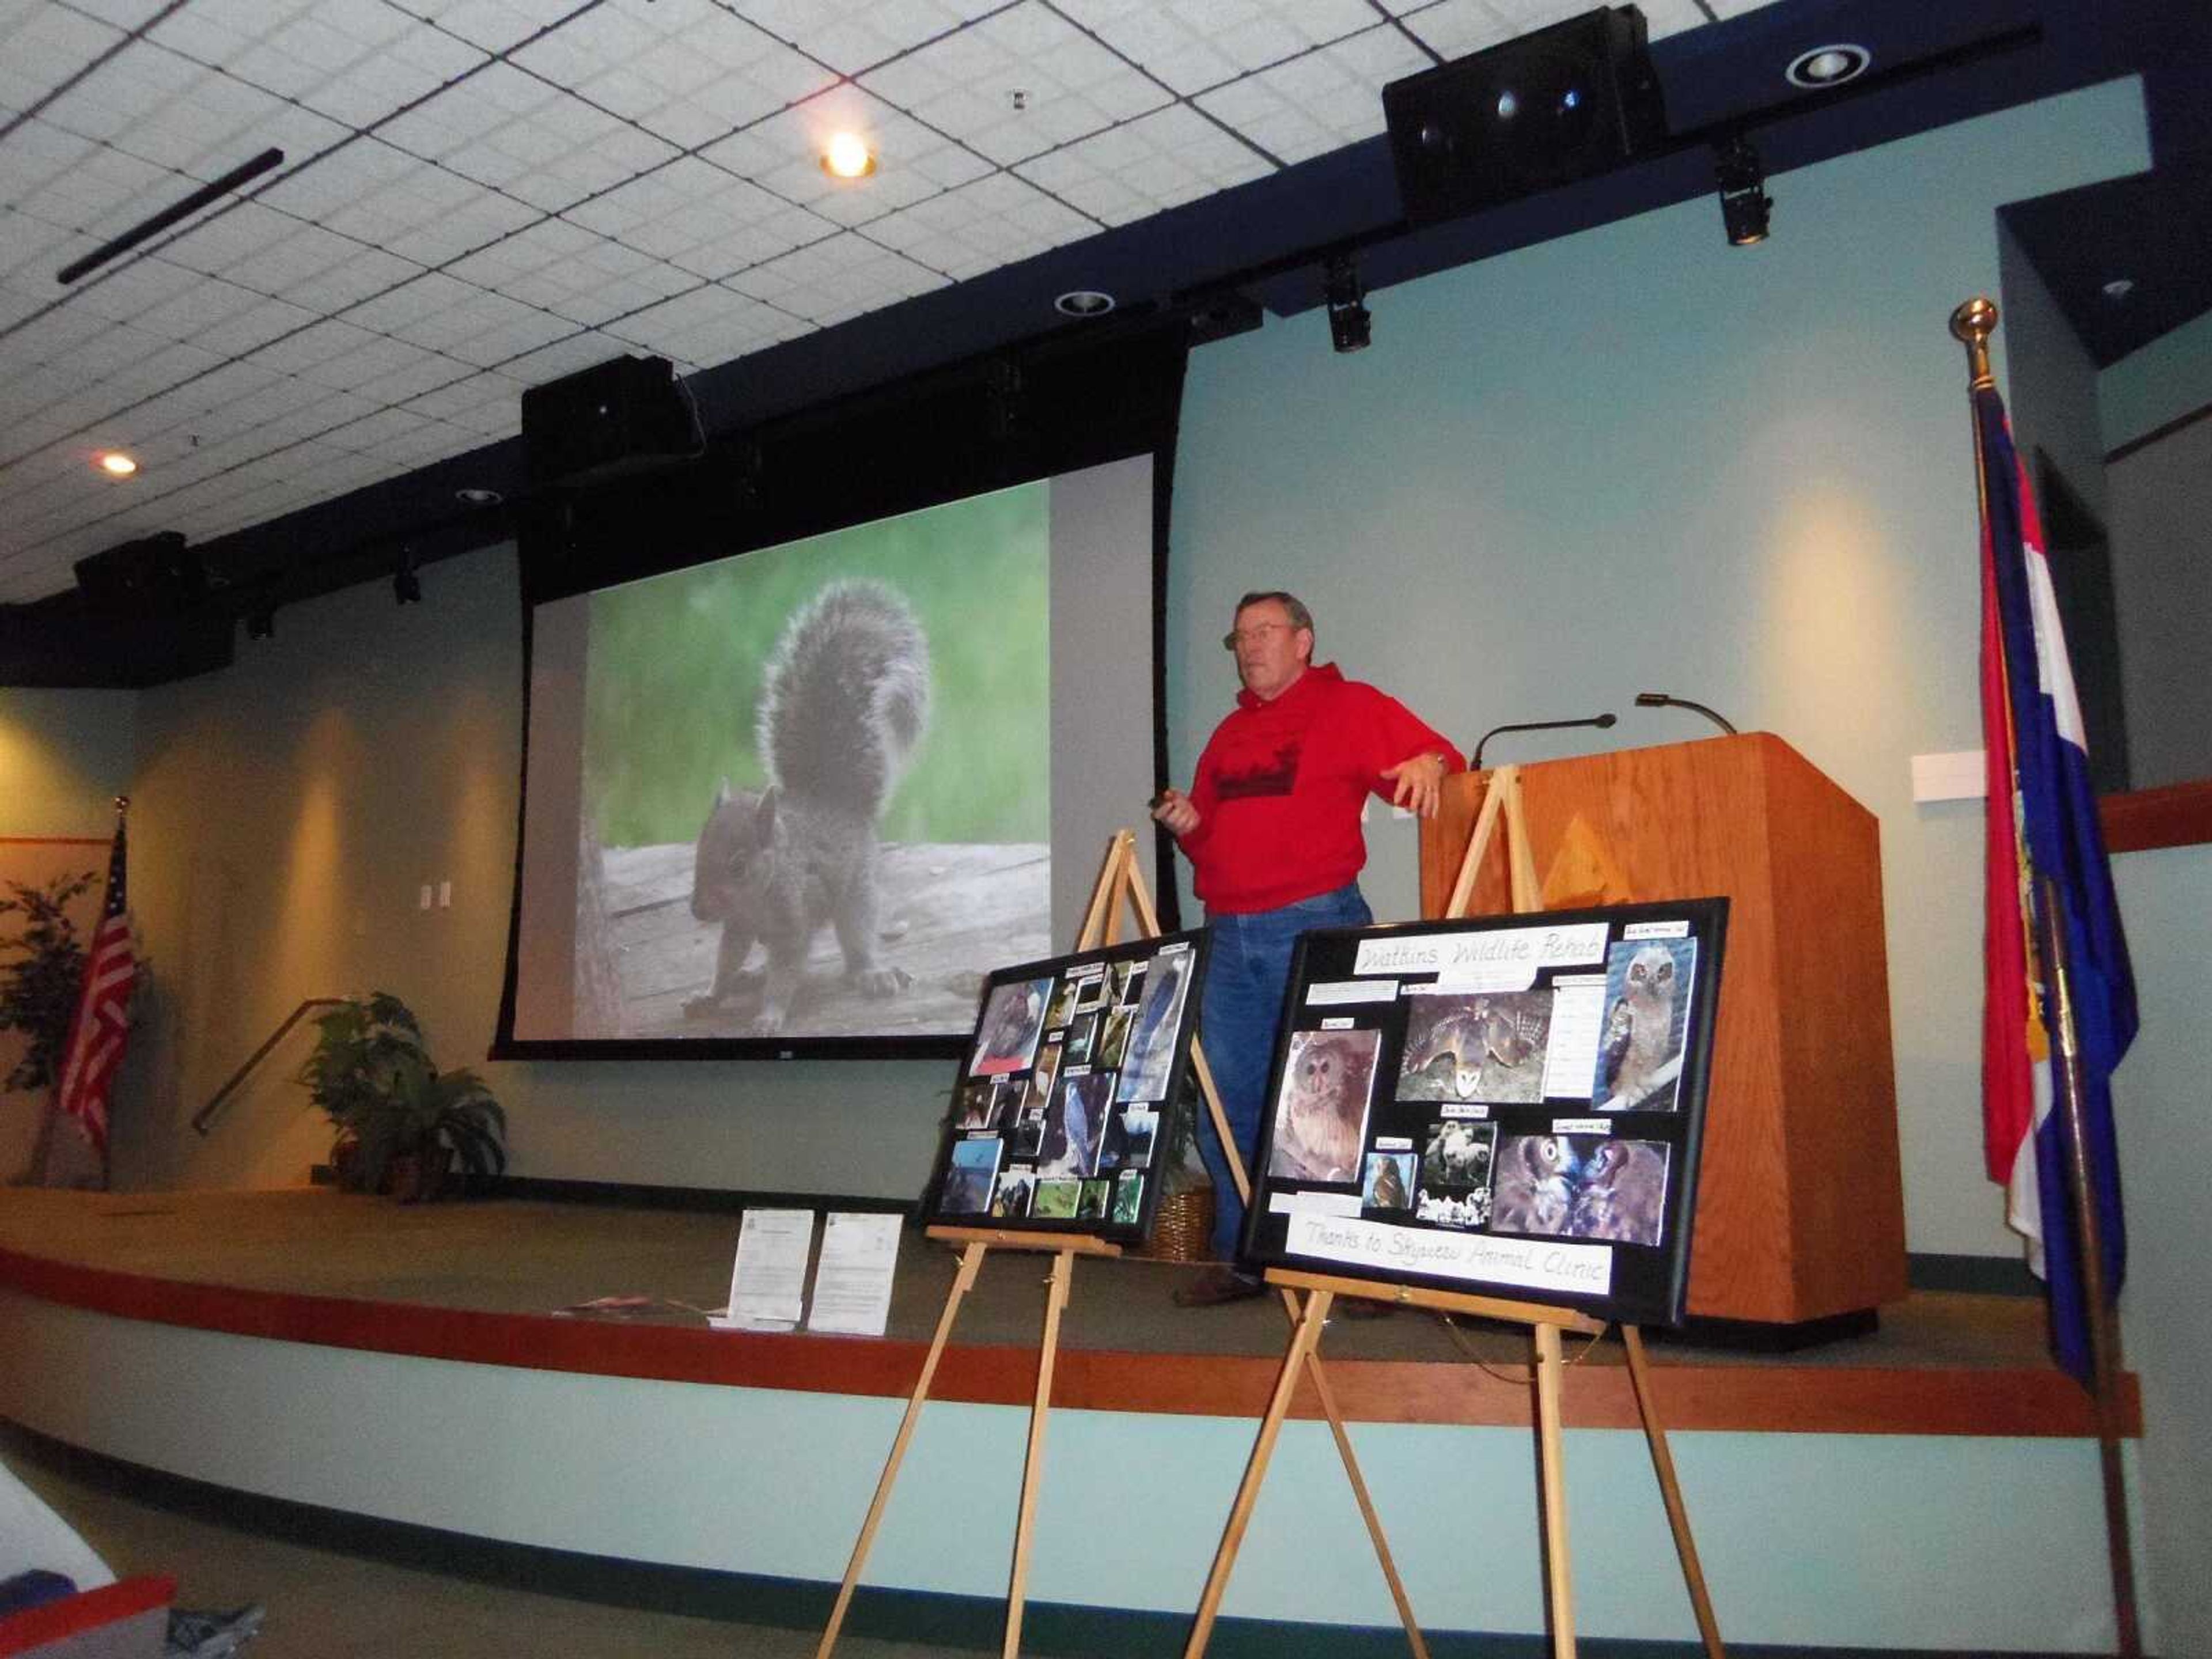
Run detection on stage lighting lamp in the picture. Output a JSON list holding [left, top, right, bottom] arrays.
[[1714, 135, 1771, 247], [1324, 254, 1370, 354]]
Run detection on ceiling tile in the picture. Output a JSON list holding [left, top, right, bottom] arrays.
[[13, 142, 170, 237], [444, 218, 698, 326], [862, 171, 1098, 280], [514, 0, 835, 149], [395, 0, 585, 55], [859, 1, 1172, 169], [41, 253, 200, 327], [498, 331, 639, 388], [1195, 23, 1433, 164], [736, 0, 1014, 76], [0, 5, 122, 115], [67, 55, 355, 181], [351, 353, 476, 407], [603, 284, 800, 366], [1015, 103, 1274, 226], [722, 230, 946, 327], [1393, 0, 1520, 60], [150, 199, 302, 278], [1050, 0, 1251, 96]]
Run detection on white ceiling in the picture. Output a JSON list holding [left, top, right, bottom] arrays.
[[0, 0, 1774, 605]]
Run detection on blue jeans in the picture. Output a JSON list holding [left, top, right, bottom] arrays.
[[1196, 883, 1373, 1261]]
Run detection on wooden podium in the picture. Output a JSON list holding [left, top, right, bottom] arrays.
[[1418, 733, 1907, 1326]]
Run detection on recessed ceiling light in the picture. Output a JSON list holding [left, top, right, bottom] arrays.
[[1786, 43, 1871, 88], [455, 487, 503, 506], [2101, 278, 2136, 301], [821, 132, 876, 180], [97, 451, 137, 478], [1054, 289, 1115, 317]]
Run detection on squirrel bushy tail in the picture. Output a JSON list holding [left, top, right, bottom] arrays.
[[755, 579, 930, 815]]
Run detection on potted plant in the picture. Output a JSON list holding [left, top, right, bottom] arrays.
[[298, 992, 506, 1201], [0, 872, 96, 1098]]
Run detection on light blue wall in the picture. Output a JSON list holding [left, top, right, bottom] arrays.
[[1169, 77, 2150, 1261], [2113, 840, 2212, 1654], [2101, 306, 2212, 452], [0, 1291, 2135, 1651]]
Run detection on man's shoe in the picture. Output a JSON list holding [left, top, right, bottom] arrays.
[[167, 1604, 264, 1657], [1173, 1266, 1266, 1308]]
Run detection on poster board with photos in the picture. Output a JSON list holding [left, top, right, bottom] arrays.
[[922, 931, 1209, 1244], [1240, 899, 1729, 1327]]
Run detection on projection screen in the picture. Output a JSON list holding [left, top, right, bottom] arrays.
[[501, 453, 1160, 1059]]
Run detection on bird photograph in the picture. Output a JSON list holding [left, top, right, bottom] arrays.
[[1593, 939, 1696, 1111]]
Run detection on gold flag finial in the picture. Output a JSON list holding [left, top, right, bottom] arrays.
[[1950, 297, 1998, 391]]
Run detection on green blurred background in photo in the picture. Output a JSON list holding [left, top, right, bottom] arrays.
[[584, 481, 1050, 848]]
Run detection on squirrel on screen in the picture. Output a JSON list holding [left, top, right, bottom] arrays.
[[685, 579, 930, 1033]]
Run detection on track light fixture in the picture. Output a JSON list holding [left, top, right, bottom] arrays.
[[1714, 135, 1771, 247], [393, 548, 422, 605], [1324, 253, 1370, 354]]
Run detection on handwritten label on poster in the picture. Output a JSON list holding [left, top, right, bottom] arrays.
[[1284, 1212, 1612, 1298]]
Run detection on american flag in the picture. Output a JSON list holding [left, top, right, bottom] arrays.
[[1975, 377, 2136, 1382], [56, 813, 137, 1161]]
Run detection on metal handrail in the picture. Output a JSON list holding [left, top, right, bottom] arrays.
[[191, 997, 347, 1136]]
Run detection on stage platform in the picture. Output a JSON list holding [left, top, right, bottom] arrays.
[[0, 1187, 2128, 1436], [0, 1188, 2141, 1653]]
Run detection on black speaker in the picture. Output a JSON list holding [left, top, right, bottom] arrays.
[[73, 531, 204, 616], [520, 354, 699, 488], [1383, 6, 1667, 225]]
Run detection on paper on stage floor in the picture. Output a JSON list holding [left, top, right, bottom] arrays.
[[715, 1207, 812, 1330], [806, 1211, 902, 1336]]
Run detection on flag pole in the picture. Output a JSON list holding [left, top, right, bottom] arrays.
[[1950, 296, 2142, 1659]]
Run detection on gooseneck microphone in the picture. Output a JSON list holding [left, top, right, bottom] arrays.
[[1634, 691, 1738, 736], [1471, 713, 1618, 770]]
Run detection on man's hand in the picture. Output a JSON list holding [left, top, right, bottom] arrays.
[[1151, 787, 1201, 837], [1382, 752, 1449, 818]]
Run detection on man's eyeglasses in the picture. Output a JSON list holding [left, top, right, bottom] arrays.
[[1223, 622, 1293, 650]]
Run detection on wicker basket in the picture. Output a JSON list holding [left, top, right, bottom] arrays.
[[1134, 1183, 1215, 1262]]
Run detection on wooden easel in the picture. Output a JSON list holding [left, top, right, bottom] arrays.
[[1184, 767, 1726, 1659], [817, 831, 1425, 1658]]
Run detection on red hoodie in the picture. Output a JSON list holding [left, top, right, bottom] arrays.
[[1176, 663, 1463, 914]]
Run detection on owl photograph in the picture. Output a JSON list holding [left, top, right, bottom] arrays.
[[1397, 991, 1552, 1103], [1415, 1119, 1496, 1228], [1488, 1134, 1579, 1237], [1362, 1150, 1416, 1213], [1266, 1028, 1382, 1184], [971, 975, 1055, 1076], [1490, 1133, 1673, 1245], [1564, 1137, 1672, 1246], [1591, 937, 1697, 1111]]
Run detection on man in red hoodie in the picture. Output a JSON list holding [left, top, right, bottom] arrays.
[[1153, 591, 1463, 1305]]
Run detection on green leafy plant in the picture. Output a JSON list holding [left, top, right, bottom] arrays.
[[298, 992, 505, 1199], [0, 872, 97, 1094]]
